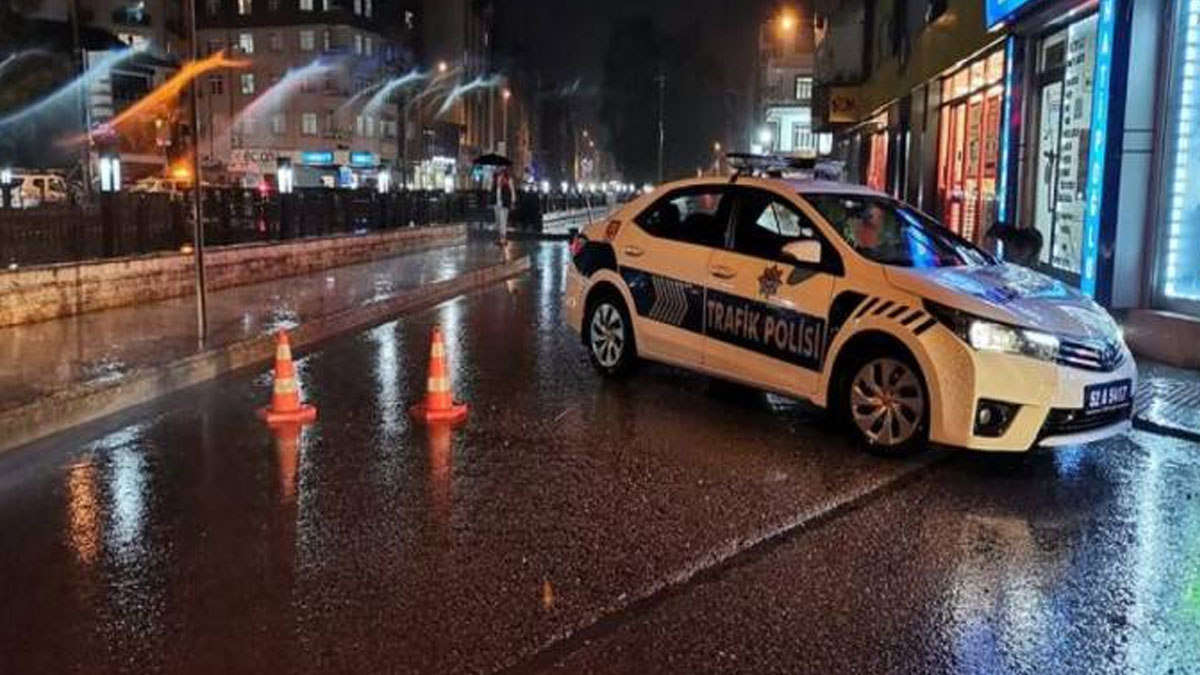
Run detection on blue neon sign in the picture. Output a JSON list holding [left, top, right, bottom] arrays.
[[349, 151, 377, 167], [1080, 0, 1117, 297], [300, 151, 334, 166], [997, 37, 1015, 224], [985, 0, 1042, 27]]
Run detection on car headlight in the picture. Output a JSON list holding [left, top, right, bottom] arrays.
[[925, 301, 1060, 362]]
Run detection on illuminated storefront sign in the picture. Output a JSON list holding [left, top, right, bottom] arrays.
[[1079, 0, 1117, 297], [300, 151, 334, 166], [986, 0, 1042, 27], [350, 151, 377, 167], [997, 38, 1016, 224]]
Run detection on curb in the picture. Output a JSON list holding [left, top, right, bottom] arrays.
[[0, 255, 532, 454], [1132, 416, 1200, 444]]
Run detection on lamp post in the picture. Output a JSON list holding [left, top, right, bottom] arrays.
[[187, 0, 209, 343], [501, 88, 511, 154], [277, 157, 295, 239], [0, 167, 13, 210], [98, 151, 121, 257]]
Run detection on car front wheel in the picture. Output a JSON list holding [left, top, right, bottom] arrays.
[[844, 354, 929, 455]]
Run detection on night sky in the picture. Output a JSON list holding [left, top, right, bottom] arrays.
[[495, 0, 783, 180]]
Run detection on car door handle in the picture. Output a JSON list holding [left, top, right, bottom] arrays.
[[709, 265, 737, 280], [623, 245, 645, 258]]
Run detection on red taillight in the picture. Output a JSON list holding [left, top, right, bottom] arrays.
[[569, 234, 588, 257]]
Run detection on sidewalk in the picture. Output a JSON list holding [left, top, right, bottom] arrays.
[[0, 239, 529, 450], [1135, 359, 1200, 442]]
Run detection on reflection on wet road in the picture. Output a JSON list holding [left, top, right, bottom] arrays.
[[1, 243, 1197, 674]]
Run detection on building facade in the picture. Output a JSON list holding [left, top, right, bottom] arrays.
[[196, 0, 413, 188], [818, 0, 1200, 321], [755, 8, 817, 157]]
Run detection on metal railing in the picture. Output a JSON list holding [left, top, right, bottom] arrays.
[[0, 188, 616, 268]]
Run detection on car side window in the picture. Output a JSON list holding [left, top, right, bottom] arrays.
[[731, 190, 823, 264], [635, 188, 729, 248]]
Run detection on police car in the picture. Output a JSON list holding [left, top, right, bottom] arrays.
[[563, 173, 1136, 454]]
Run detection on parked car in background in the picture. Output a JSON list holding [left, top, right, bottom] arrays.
[[130, 177, 192, 200], [9, 173, 71, 208]]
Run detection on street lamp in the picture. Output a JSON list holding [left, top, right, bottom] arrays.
[[713, 141, 722, 153], [501, 87, 511, 151], [437, 60, 448, 74], [277, 157, 295, 194], [98, 152, 122, 193], [778, 9, 797, 33], [0, 166, 13, 209], [758, 127, 773, 149]]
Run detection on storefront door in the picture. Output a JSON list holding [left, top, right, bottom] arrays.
[[1024, 13, 1098, 277]]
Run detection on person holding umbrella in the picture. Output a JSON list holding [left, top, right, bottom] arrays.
[[494, 166, 516, 246], [476, 153, 515, 245]]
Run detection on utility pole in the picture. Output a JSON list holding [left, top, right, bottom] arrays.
[[656, 69, 666, 183], [68, 0, 92, 196], [188, 0, 208, 343]]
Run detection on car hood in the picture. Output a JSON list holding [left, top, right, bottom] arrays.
[[884, 263, 1119, 341]]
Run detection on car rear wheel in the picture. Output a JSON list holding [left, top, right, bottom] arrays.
[[586, 295, 637, 377], [843, 354, 928, 455]]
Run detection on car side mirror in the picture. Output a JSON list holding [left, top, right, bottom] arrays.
[[781, 239, 822, 266]]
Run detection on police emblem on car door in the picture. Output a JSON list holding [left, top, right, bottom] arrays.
[[702, 187, 837, 397]]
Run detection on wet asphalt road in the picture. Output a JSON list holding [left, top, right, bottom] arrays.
[[1, 242, 1198, 674]]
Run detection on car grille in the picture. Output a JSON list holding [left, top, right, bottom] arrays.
[[1040, 404, 1133, 438], [1056, 338, 1126, 373]]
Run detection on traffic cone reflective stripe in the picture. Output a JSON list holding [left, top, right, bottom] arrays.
[[260, 331, 317, 426], [410, 327, 468, 425]]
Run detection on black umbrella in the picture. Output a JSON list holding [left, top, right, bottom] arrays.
[[474, 153, 513, 167]]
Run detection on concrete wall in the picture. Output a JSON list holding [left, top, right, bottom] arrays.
[[0, 224, 466, 327]]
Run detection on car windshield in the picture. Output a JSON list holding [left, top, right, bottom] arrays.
[[804, 193, 994, 268]]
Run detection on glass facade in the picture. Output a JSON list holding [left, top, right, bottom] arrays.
[[1158, 0, 1200, 307], [936, 49, 1006, 244]]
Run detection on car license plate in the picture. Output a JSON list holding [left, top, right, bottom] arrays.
[[1084, 380, 1132, 414]]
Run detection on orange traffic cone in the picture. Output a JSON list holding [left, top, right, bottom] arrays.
[[410, 326, 469, 425], [259, 331, 318, 426]]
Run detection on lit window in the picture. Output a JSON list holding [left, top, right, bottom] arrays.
[[322, 0, 331, 9], [366, 117, 375, 138], [365, 0, 372, 17], [302, 113, 318, 135], [241, 73, 256, 95], [356, 115, 365, 136], [354, 34, 363, 55], [272, 114, 286, 135], [238, 32, 254, 54], [353, 0, 362, 14], [795, 77, 813, 101], [299, 30, 315, 51], [299, 0, 313, 10], [322, 29, 331, 51], [237, 0, 252, 15]]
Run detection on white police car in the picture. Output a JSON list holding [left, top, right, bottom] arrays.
[[564, 175, 1136, 454]]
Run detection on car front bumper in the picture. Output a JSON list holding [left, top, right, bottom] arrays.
[[922, 330, 1137, 452]]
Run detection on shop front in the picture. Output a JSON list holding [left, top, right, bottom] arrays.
[[935, 47, 1008, 244], [989, 0, 1156, 306]]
